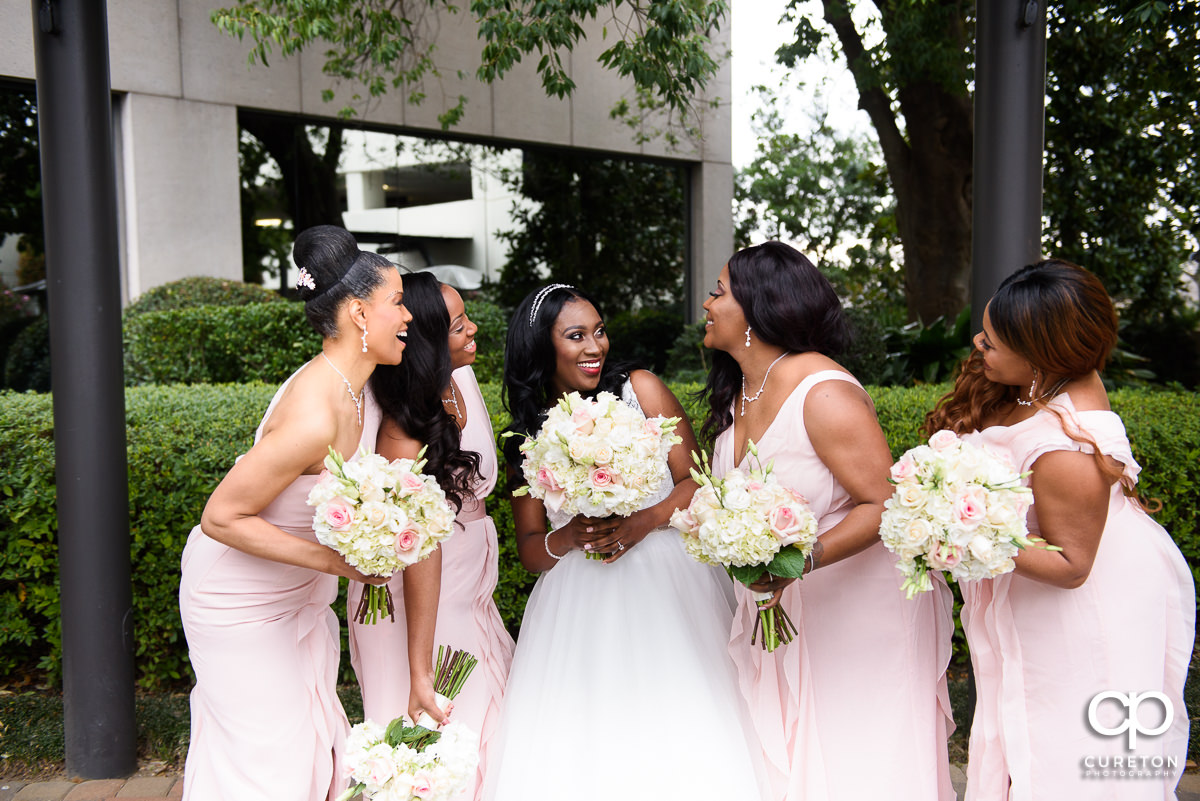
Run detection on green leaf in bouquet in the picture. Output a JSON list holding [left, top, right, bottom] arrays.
[[766, 545, 808, 579], [728, 563, 768, 587], [384, 718, 442, 750]]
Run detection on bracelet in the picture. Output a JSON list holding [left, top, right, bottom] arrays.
[[806, 540, 824, 574], [544, 530, 565, 561]]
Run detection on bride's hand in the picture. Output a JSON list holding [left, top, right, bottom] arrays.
[[591, 509, 655, 563], [559, 515, 618, 553]]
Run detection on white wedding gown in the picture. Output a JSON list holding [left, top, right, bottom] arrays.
[[482, 381, 769, 801]]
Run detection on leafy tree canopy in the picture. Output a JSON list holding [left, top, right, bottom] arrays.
[[211, 0, 728, 136], [493, 150, 687, 314]]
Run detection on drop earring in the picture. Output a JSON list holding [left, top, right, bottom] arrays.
[[744, 326, 752, 348], [361, 325, 369, 353], [1017, 369, 1038, 407]]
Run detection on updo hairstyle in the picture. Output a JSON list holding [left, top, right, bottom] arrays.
[[293, 225, 396, 337]]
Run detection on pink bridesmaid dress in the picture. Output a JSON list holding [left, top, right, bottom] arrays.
[[714, 370, 956, 801], [348, 365, 516, 801], [179, 374, 382, 801], [959, 393, 1194, 801]]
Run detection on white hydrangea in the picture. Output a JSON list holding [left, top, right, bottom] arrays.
[[511, 391, 682, 519], [880, 430, 1040, 597]]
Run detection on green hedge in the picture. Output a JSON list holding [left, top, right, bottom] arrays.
[[122, 298, 508, 387], [1, 382, 1197, 689]]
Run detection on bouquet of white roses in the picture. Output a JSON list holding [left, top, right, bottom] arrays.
[[509, 390, 681, 555], [880, 429, 1053, 598], [670, 443, 819, 652], [308, 446, 456, 624], [338, 718, 479, 801], [339, 647, 481, 801]]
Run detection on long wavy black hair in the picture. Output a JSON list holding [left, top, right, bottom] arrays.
[[500, 284, 634, 469], [370, 271, 481, 511], [700, 241, 851, 444]]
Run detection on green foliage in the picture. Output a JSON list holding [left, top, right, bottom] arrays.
[[0, 84, 42, 255], [880, 308, 974, 386], [123, 276, 286, 317], [734, 91, 902, 310], [3, 315, 50, 392], [606, 306, 685, 375], [464, 298, 507, 386], [211, 0, 727, 134], [662, 321, 709, 384], [0, 384, 273, 688], [123, 302, 319, 386], [494, 151, 687, 312], [1043, 0, 1200, 321], [2, 382, 1196, 691]]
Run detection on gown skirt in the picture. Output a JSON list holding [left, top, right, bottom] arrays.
[[349, 366, 516, 801], [716, 370, 956, 801], [959, 395, 1194, 801], [179, 375, 382, 801], [482, 380, 770, 801]]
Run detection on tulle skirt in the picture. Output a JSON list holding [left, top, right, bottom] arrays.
[[482, 528, 770, 801]]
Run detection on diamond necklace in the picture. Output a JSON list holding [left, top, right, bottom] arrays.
[[321, 352, 363, 426], [740, 352, 789, 417], [441, 380, 461, 419]]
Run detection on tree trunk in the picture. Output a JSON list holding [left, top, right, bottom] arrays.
[[821, 0, 974, 324], [239, 112, 344, 229]]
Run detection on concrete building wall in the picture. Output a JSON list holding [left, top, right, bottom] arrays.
[[2, 0, 732, 317]]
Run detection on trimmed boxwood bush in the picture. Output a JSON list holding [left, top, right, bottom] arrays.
[[124, 303, 321, 386], [1, 382, 1197, 689], [123, 277, 286, 317]]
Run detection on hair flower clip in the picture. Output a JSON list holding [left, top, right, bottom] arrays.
[[297, 267, 317, 291]]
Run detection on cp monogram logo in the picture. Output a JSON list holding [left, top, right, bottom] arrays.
[[1087, 691, 1174, 749]]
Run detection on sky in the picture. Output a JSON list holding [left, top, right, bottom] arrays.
[[729, 0, 870, 168]]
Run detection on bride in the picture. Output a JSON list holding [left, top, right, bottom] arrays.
[[481, 284, 769, 801]]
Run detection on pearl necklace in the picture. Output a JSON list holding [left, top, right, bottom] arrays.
[[322, 353, 363, 426], [740, 352, 789, 417], [441, 381, 461, 419]]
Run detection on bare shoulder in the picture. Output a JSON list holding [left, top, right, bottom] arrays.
[[257, 364, 340, 468], [376, 415, 423, 461], [627, 369, 684, 417], [1062, 372, 1111, 413]]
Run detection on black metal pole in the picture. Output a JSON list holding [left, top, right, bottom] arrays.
[[31, 0, 137, 778], [971, 0, 1048, 331]]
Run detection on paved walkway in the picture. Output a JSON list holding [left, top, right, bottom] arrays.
[[3, 766, 1199, 800]]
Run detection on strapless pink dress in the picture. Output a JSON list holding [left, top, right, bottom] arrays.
[[714, 370, 956, 801], [959, 393, 1194, 800], [179, 374, 382, 801], [348, 365, 515, 801]]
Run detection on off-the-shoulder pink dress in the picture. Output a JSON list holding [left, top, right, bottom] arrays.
[[959, 393, 1194, 801], [179, 373, 382, 801], [714, 370, 956, 801], [348, 365, 516, 801]]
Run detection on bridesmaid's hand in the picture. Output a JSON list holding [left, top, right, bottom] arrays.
[[749, 574, 795, 609], [326, 552, 390, 584], [408, 677, 451, 729]]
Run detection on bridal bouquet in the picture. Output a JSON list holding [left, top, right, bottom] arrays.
[[670, 443, 819, 652], [880, 429, 1052, 598], [338, 718, 479, 801], [308, 446, 456, 624], [338, 647, 481, 801], [509, 390, 681, 555]]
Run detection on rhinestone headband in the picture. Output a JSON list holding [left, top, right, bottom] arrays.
[[528, 283, 574, 327]]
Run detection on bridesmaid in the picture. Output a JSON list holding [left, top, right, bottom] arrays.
[[701, 241, 955, 801], [179, 225, 409, 801], [924, 259, 1194, 800], [348, 272, 515, 800]]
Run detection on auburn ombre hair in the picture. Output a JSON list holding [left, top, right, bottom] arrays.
[[924, 260, 1147, 504]]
